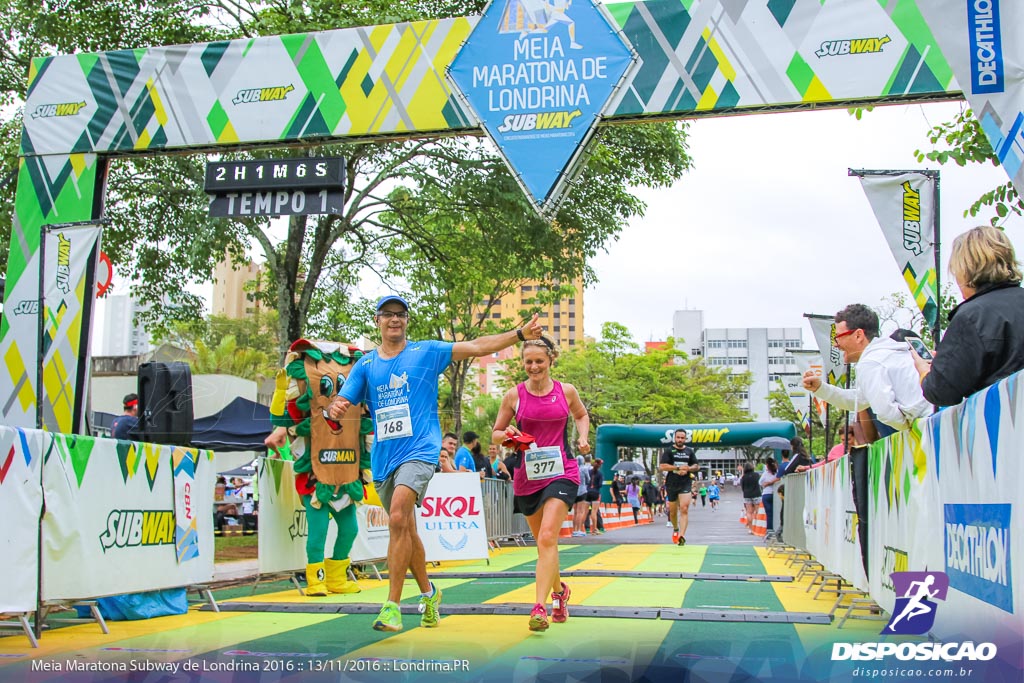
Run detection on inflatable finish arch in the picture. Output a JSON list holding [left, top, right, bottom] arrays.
[[594, 421, 797, 496]]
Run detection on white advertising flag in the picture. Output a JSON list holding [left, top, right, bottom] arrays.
[[857, 172, 939, 328], [805, 314, 849, 387], [790, 350, 828, 425]]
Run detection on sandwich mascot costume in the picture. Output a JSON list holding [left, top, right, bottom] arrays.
[[268, 339, 374, 596]]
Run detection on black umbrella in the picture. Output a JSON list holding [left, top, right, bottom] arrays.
[[752, 436, 793, 450]]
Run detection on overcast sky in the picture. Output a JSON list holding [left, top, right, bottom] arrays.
[[583, 101, 1024, 346]]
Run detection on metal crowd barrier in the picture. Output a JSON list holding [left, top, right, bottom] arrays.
[[480, 478, 530, 546]]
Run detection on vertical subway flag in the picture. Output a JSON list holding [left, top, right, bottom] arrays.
[[805, 314, 849, 388], [42, 224, 102, 433], [857, 172, 939, 328], [919, 1, 1024, 201]]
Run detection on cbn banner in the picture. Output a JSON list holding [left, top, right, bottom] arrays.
[[41, 434, 215, 600], [778, 373, 814, 431], [417, 472, 489, 562], [919, 1, 1024, 200], [803, 457, 868, 591], [42, 223, 102, 434], [790, 350, 827, 425], [0, 426, 46, 612], [805, 314, 849, 387], [857, 172, 939, 328]]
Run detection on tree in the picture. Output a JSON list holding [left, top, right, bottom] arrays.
[[766, 385, 838, 458], [913, 107, 1023, 226], [875, 286, 959, 348], [514, 323, 750, 445], [158, 312, 280, 380], [0, 0, 221, 277]]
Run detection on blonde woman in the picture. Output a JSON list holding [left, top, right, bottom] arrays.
[[492, 336, 590, 632], [913, 226, 1024, 405]]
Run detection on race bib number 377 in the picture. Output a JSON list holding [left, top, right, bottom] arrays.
[[376, 404, 413, 441], [525, 446, 564, 481]]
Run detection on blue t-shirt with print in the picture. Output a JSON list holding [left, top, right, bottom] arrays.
[[453, 445, 476, 472], [340, 340, 453, 481]]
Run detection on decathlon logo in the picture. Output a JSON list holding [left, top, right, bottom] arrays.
[[883, 571, 948, 635], [31, 101, 86, 118], [98, 510, 176, 551], [232, 85, 294, 105], [901, 181, 924, 256], [815, 36, 891, 58], [945, 503, 1012, 612], [968, 0, 1003, 94]]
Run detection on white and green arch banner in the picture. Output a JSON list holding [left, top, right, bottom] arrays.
[[4, 0, 1024, 434]]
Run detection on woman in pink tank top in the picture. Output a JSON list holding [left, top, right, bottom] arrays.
[[491, 336, 590, 633]]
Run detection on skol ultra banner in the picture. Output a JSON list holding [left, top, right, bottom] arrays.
[[790, 350, 828, 425], [857, 172, 939, 327], [919, 1, 1024, 200], [805, 314, 849, 387], [41, 434, 215, 600], [0, 426, 46, 612], [416, 472, 489, 562]]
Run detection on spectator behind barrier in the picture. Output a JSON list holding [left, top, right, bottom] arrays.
[[913, 226, 1024, 406]]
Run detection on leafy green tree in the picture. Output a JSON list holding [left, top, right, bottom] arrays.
[[186, 334, 276, 380], [2, 0, 692, 378], [766, 385, 837, 458], [913, 108, 1023, 225], [510, 323, 750, 444]]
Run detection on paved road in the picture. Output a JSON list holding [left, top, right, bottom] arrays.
[[571, 482, 765, 546]]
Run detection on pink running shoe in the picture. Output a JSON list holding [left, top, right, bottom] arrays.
[[528, 603, 549, 631], [551, 582, 571, 623]]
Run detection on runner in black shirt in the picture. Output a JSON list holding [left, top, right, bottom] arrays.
[[658, 428, 699, 546]]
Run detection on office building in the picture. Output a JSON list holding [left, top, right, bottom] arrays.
[[672, 309, 802, 421], [472, 278, 585, 397]]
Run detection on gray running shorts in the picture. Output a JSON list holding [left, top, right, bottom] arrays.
[[375, 460, 436, 513]]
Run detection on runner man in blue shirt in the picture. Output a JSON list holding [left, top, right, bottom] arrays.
[[328, 294, 543, 632]]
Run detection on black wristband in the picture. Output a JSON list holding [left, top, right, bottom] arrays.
[[516, 329, 525, 342]]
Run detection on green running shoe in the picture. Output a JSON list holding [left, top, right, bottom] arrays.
[[419, 583, 442, 628], [372, 600, 402, 632]]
